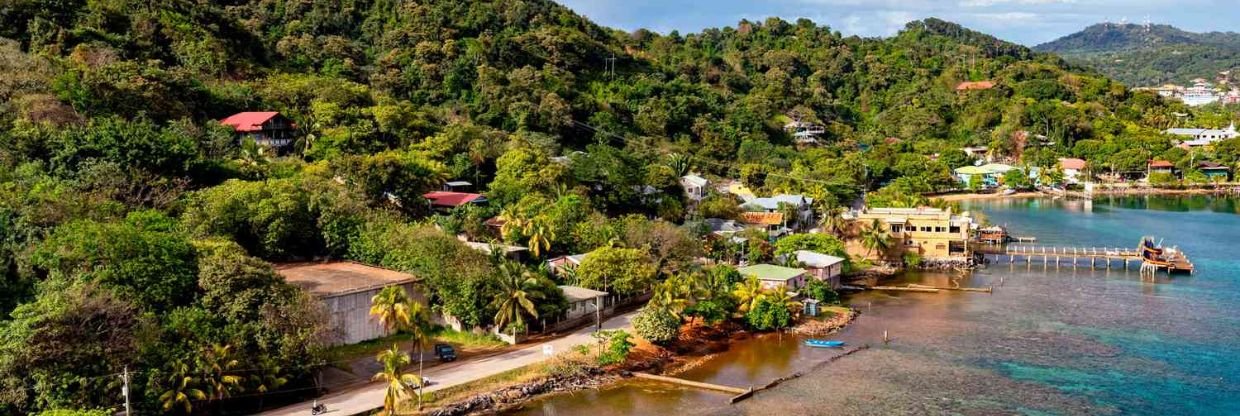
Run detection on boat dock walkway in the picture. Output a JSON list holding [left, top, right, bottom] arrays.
[[979, 243, 1194, 274]]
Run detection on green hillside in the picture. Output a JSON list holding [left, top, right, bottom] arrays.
[[0, 1, 1231, 414], [1036, 23, 1240, 86]]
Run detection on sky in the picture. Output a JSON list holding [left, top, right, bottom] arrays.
[[553, 0, 1238, 46]]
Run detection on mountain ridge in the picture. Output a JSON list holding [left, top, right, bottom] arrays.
[[1036, 23, 1240, 85]]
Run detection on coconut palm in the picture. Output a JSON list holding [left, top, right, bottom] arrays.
[[732, 275, 766, 315], [200, 344, 244, 402], [374, 344, 422, 415], [666, 153, 692, 177], [860, 218, 891, 259], [650, 274, 693, 319], [498, 206, 527, 242], [818, 205, 847, 237], [250, 357, 287, 410], [491, 262, 539, 337], [523, 217, 555, 258], [370, 285, 413, 335], [764, 285, 802, 316], [160, 361, 205, 414], [406, 301, 433, 407]]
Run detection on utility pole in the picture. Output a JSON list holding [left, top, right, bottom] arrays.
[[121, 366, 132, 416]]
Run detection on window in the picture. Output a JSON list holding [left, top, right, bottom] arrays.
[[921, 226, 932, 232], [934, 226, 946, 233], [950, 226, 961, 233], [890, 224, 904, 233]]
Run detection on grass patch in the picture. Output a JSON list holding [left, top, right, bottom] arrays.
[[327, 332, 414, 363], [431, 327, 505, 349]]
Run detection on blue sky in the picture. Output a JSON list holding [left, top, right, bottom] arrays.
[[554, 0, 1236, 46]]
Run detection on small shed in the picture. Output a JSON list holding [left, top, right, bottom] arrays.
[[681, 174, 709, 201], [277, 262, 419, 345], [737, 264, 808, 290], [1198, 162, 1232, 181], [423, 191, 486, 210]]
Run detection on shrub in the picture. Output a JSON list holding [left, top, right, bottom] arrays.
[[592, 330, 634, 365], [745, 297, 793, 331], [633, 306, 680, 344], [803, 279, 840, 305]]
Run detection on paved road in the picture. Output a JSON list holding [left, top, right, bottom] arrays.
[[262, 311, 637, 416]]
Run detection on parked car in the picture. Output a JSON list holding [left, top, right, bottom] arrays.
[[434, 343, 457, 362]]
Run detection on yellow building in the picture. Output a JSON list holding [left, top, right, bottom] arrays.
[[849, 207, 975, 260]]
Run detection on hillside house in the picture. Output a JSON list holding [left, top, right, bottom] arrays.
[[681, 174, 708, 201], [547, 253, 589, 276], [1166, 123, 1238, 148], [277, 262, 419, 345], [423, 191, 486, 211], [220, 111, 297, 152], [740, 194, 814, 226], [1148, 160, 1176, 177]]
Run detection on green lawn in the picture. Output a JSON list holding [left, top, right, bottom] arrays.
[[327, 326, 506, 363]]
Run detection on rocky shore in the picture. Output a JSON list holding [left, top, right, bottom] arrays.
[[429, 369, 620, 416]]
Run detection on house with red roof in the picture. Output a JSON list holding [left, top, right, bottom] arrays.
[[1148, 160, 1177, 179], [423, 191, 487, 210], [219, 111, 297, 152], [1057, 158, 1088, 184]]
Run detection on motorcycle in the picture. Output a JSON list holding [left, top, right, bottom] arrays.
[[311, 400, 327, 415]]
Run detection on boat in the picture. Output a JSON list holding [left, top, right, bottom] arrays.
[[804, 339, 845, 348]]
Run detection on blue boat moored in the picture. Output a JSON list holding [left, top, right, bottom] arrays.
[[804, 339, 845, 348]]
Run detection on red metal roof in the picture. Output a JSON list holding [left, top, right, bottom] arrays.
[[1148, 160, 1175, 169], [423, 191, 484, 207], [220, 111, 281, 132], [1058, 158, 1087, 170]]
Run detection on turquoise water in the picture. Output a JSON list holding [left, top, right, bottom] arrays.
[[512, 196, 1240, 415]]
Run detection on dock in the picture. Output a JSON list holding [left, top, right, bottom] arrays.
[[631, 372, 749, 395], [979, 238, 1194, 275]]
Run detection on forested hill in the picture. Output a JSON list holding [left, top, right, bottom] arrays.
[[1035, 23, 1240, 85], [0, 1, 1207, 414]]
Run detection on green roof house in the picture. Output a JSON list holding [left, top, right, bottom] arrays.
[[737, 264, 808, 291]]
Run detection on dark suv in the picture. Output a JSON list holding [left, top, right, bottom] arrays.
[[433, 343, 457, 362]]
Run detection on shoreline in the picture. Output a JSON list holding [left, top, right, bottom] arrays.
[[425, 307, 861, 415], [931, 186, 1240, 202]]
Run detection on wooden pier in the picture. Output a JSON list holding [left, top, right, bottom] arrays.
[[978, 242, 1194, 274], [632, 372, 749, 395]]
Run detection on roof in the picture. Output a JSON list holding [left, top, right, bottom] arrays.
[[558, 285, 608, 302], [462, 241, 528, 254], [955, 81, 995, 91], [423, 191, 485, 207], [277, 262, 415, 297], [1149, 160, 1175, 169], [220, 112, 284, 132], [794, 250, 845, 268], [954, 166, 990, 175], [1198, 161, 1230, 170], [551, 253, 590, 266], [1166, 128, 1211, 136], [681, 174, 708, 187], [738, 264, 806, 282], [724, 182, 756, 201], [1058, 158, 1087, 170], [739, 211, 784, 226], [978, 163, 1015, 173], [444, 181, 472, 187], [741, 194, 810, 211], [704, 218, 745, 234]]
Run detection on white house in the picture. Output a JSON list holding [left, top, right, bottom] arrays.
[[1058, 158, 1087, 184], [1166, 123, 1238, 148], [680, 174, 708, 201], [277, 262, 419, 345]]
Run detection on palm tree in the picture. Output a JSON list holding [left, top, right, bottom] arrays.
[[650, 274, 692, 319], [498, 206, 527, 242], [764, 285, 802, 316], [666, 153, 692, 177], [200, 344, 243, 403], [818, 205, 847, 237], [374, 344, 422, 415], [250, 358, 287, 410], [523, 217, 555, 258], [491, 262, 539, 337], [370, 285, 413, 336], [860, 218, 891, 259], [160, 361, 205, 414], [732, 275, 766, 315], [406, 301, 433, 407]]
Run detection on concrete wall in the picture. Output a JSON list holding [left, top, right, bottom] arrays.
[[320, 282, 418, 345]]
